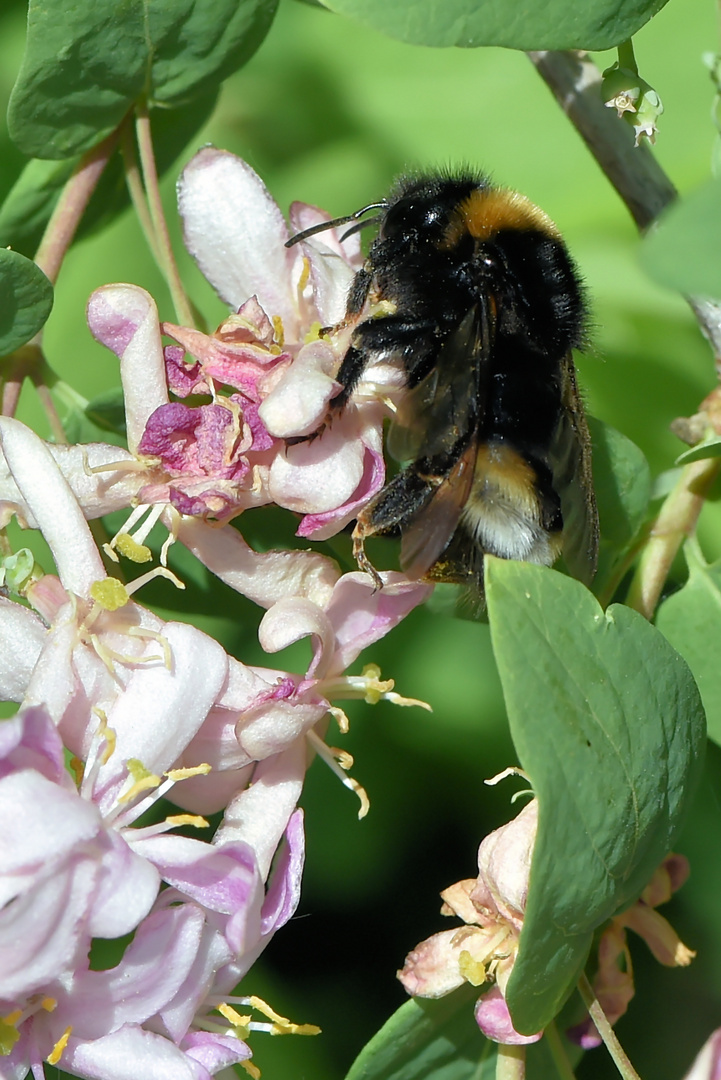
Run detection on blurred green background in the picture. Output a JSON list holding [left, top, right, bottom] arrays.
[[2, 0, 721, 1077]]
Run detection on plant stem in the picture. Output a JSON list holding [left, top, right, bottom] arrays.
[[134, 100, 195, 327], [120, 118, 165, 270], [545, 1021, 577, 1080], [527, 51, 721, 360], [577, 973, 642, 1080], [625, 456, 720, 618], [496, 1044, 526, 1080], [34, 126, 120, 286], [616, 39, 638, 74]]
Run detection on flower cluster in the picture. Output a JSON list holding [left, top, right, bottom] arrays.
[[398, 792, 694, 1049], [0, 150, 431, 1079]]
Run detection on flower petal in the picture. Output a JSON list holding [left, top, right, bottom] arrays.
[[0, 598, 46, 701], [175, 517, 339, 610], [0, 418, 106, 597], [64, 1023, 204, 1080], [474, 984, 543, 1045], [87, 285, 169, 455], [178, 148, 298, 332]]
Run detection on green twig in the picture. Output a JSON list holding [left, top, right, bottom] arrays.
[[496, 1044, 526, 1080], [545, 1021, 577, 1080], [120, 117, 165, 270], [134, 99, 195, 327], [34, 125, 121, 286], [577, 973, 642, 1080], [617, 39, 638, 75]]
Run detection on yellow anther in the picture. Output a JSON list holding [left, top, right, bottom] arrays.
[[272, 316, 285, 349], [458, 950, 487, 987], [218, 1003, 251, 1039], [47, 1026, 72, 1066], [90, 578, 129, 611], [69, 756, 84, 786], [1, 1011, 21, 1026], [165, 763, 212, 781], [165, 814, 209, 829], [0, 1019, 20, 1055], [41, 998, 57, 1012], [240, 1062, 261, 1079], [246, 996, 320, 1037], [114, 533, 153, 564], [297, 257, 311, 295], [118, 759, 161, 803], [304, 321, 323, 343]]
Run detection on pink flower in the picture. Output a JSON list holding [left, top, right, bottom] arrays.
[[398, 798, 542, 1045], [567, 853, 695, 1049], [684, 1029, 721, 1080]]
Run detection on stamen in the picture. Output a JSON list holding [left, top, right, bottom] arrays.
[[272, 316, 284, 349], [328, 706, 349, 734], [485, 767, 530, 786], [47, 1026, 72, 1066], [306, 729, 370, 819], [458, 949, 487, 987], [69, 756, 84, 787], [240, 1062, 261, 1080], [244, 996, 321, 1037], [113, 533, 153, 564], [166, 764, 212, 781], [117, 759, 162, 804]]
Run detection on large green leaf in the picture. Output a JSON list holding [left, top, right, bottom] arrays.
[[344, 986, 495, 1080], [656, 541, 721, 749], [640, 177, 721, 299], [0, 248, 53, 355], [314, 0, 667, 51], [485, 558, 705, 1035], [8, 0, 277, 159]]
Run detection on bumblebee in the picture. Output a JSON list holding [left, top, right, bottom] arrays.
[[287, 171, 599, 598]]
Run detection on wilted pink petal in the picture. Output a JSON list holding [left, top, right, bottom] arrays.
[[475, 985, 543, 1045], [473, 799, 538, 930], [398, 928, 471, 998]]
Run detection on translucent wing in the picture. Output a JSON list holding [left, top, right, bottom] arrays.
[[549, 353, 599, 584], [387, 304, 490, 464]]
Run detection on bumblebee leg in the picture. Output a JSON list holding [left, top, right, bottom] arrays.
[[351, 526, 384, 592]]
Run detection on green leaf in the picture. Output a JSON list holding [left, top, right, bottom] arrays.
[[8, 0, 277, 159], [587, 417, 651, 601], [8, 0, 147, 158], [344, 985, 496, 1080], [656, 540, 721, 749], [0, 90, 218, 256], [0, 249, 53, 355], [0, 157, 75, 255], [315, 0, 667, 50], [485, 559, 705, 1035], [147, 0, 278, 106], [84, 388, 127, 438], [675, 436, 721, 465], [640, 177, 721, 298]]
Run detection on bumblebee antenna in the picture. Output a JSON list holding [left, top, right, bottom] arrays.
[[285, 202, 387, 248]]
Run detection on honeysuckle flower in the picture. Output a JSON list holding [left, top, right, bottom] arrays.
[[397, 797, 542, 1045], [684, 1029, 721, 1080], [567, 852, 695, 1049], [169, 570, 433, 816]]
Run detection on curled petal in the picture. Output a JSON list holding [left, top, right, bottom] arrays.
[[87, 285, 168, 455], [175, 516, 339, 610], [261, 809, 305, 935], [474, 984, 543, 1045], [621, 904, 696, 967], [297, 428, 385, 540], [324, 571, 433, 675], [65, 1024, 203, 1080], [473, 799, 538, 929], [398, 927, 475, 999], [259, 340, 339, 439], [259, 596, 334, 672], [268, 416, 366, 514], [0, 418, 105, 598]]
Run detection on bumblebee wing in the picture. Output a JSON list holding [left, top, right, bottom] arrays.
[[396, 304, 489, 577], [387, 303, 489, 463], [400, 439, 478, 578], [550, 353, 599, 584]]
